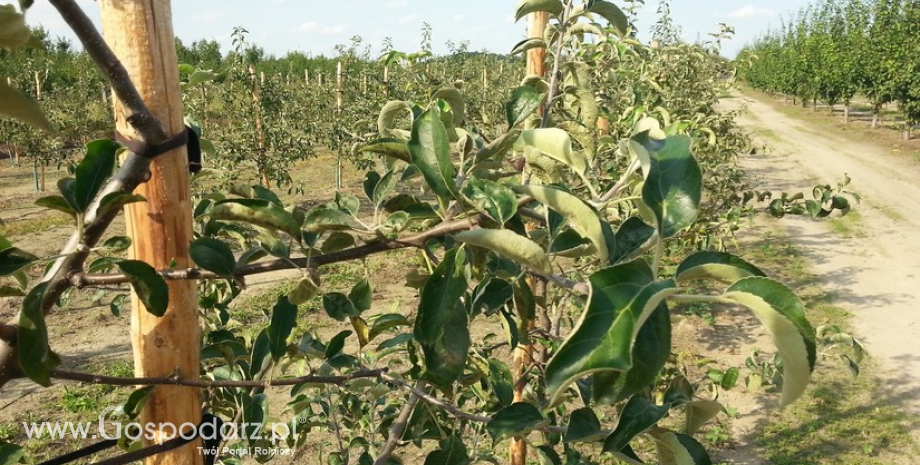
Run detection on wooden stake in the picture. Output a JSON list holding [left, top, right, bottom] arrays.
[[34, 71, 42, 101], [511, 11, 549, 465], [249, 64, 269, 187], [336, 61, 344, 111], [97, 3, 202, 465]]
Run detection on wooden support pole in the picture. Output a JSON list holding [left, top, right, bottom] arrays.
[[510, 11, 549, 465], [336, 61, 344, 111], [97, 3, 202, 465]]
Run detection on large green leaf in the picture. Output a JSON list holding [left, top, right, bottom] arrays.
[[302, 207, 356, 233], [0, 78, 54, 133], [641, 135, 701, 238], [18, 282, 59, 386], [521, 128, 587, 175], [96, 192, 145, 217], [266, 296, 298, 361], [683, 401, 723, 435], [207, 199, 302, 241], [721, 277, 816, 406], [510, 37, 548, 56], [675, 251, 766, 284], [414, 248, 469, 389], [74, 139, 119, 213], [611, 217, 656, 264], [584, 1, 629, 36], [505, 85, 545, 127], [564, 407, 605, 443], [455, 229, 551, 274], [514, 185, 610, 264], [378, 100, 414, 138], [0, 246, 37, 276], [486, 402, 547, 445], [409, 108, 456, 203], [475, 130, 519, 163], [34, 196, 76, 218], [360, 138, 411, 163], [0, 441, 24, 465], [593, 303, 671, 404], [462, 177, 518, 225], [603, 397, 670, 453], [515, 0, 564, 21], [189, 237, 237, 278], [545, 261, 677, 405], [433, 88, 465, 128], [656, 432, 713, 465], [424, 436, 470, 465], [117, 260, 169, 317]]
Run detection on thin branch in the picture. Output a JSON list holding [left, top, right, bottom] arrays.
[[540, 0, 575, 127], [51, 367, 388, 388], [373, 380, 427, 465], [381, 374, 568, 434]]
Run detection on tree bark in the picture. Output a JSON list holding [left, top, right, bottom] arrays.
[[98, 2, 202, 465]]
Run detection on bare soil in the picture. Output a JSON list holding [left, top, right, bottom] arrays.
[[724, 91, 920, 444]]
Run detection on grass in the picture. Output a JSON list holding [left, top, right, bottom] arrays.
[[829, 211, 866, 238], [0, 214, 71, 238]]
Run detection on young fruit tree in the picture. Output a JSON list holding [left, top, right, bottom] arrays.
[[0, 1, 860, 464]]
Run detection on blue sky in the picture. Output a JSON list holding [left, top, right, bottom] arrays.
[[24, 1, 807, 59]]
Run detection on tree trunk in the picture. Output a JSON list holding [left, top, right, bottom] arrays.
[[98, 2, 203, 465], [872, 105, 880, 129]]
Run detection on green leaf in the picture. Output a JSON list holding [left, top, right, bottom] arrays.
[[515, 0, 564, 21], [414, 248, 470, 389], [475, 130, 520, 163], [303, 207, 357, 233], [462, 177, 518, 225], [18, 282, 59, 386], [360, 138, 411, 163], [586, 1, 629, 36], [454, 228, 551, 274], [488, 359, 514, 408], [721, 277, 816, 406], [97, 192, 145, 217], [0, 76, 54, 133], [117, 260, 169, 317], [0, 246, 37, 276], [675, 252, 766, 284], [122, 385, 155, 418], [185, 70, 218, 87], [505, 86, 545, 127], [510, 37, 548, 57], [35, 196, 76, 218], [0, 441, 23, 465], [267, 296, 298, 361], [207, 199, 302, 241], [593, 303, 671, 404], [564, 407, 605, 443], [250, 330, 272, 377], [323, 293, 356, 321], [642, 135, 701, 238], [656, 432, 712, 465], [348, 279, 372, 312], [321, 231, 355, 254], [409, 108, 456, 203], [536, 445, 562, 465], [74, 139, 119, 213], [325, 330, 352, 359], [100, 236, 132, 253], [612, 217, 656, 264], [424, 436, 470, 465], [378, 100, 414, 138], [521, 128, 587, 175], [368, 314, 410, 342], [110, 293, 128, 317], [514, 185, 609, 263], [545, 261, 677, 405], [603, 397, 670, 453], [289, 277, 319, 305], [189, 237, 237, 278], [433, 87, 466, 128], [57, 178, 78, 212], [487, 402, 547, 445], [683, 401, 723, 435]]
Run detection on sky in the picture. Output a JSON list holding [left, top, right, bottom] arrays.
[[21, 1, 810, 60]]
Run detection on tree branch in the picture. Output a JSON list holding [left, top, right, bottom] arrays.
[[51, 367, 388, 388], [373, 380, 427, 465]]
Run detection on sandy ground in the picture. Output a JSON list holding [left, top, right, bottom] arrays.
[[724, 92, 920, 441]]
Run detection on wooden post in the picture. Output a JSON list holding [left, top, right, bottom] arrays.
[[482, 68, 487, 88], [318, 72, 324, 87], [335, 61, 344, 190], [34, 71, 42, 101], [510, 11, 549, 465], [97, 2, 202, 465], [383, 65, 390, 96], [305, 69, 309, 85], [249, 64, 269, 187]]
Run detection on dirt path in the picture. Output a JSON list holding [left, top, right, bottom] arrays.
[[724, 92, 920, 437]]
